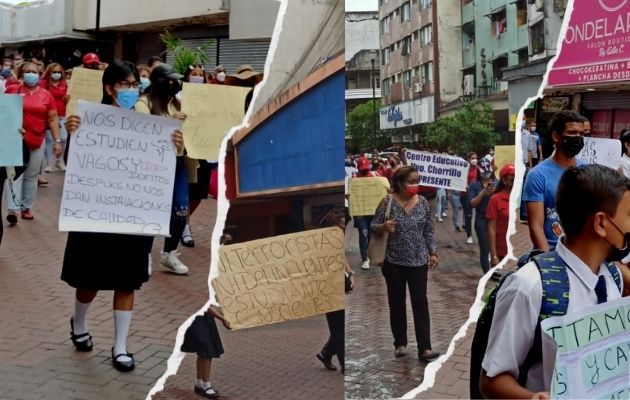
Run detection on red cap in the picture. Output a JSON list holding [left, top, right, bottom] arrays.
[[83, 53, 100, 65], [500, 164, 516, 179], [357, 157, 371, 171]]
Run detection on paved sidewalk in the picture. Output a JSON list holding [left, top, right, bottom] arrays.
[[0, 173, 341, 400], [345, 200, 489, 400]]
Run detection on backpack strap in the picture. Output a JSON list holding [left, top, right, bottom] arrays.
[[605, 262, 622, 293]]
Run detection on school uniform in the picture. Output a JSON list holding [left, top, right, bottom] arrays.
[[481, 239, 623, 392], [181, 312, 225, 359]]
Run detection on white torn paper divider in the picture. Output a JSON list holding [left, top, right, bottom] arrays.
[[59, 100, 180, 236], [541, 297, 630, 400]]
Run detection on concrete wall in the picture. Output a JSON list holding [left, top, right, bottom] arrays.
[[0, 0, 73, 44], [436, 0, 462, 106], [229, 0, 280, 40], [73, 0, 226, 30], [345, 11, 379, 62], [528, 0, 563, 62]]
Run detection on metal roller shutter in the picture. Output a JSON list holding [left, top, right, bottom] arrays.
[[166, 38, 218, 72], [217, 39, 270, 75], [136, 33, 166, 66], [582, 92, 630, 110]]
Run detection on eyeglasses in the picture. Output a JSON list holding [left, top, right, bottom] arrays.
[[116, 80, 140, 89]]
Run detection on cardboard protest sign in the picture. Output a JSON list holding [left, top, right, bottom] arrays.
[[348, 176, 390, 217], [577, 137, 622, 170], [212, 227, 347, 330], [541, 297, 630, 399], [59, 101, 180, 236], [405, 150, 470, 191], [66, 67, 104, 116], [181, 83, 250, 160], [0, 94, 23, 167], [493, 145, 515, 171]]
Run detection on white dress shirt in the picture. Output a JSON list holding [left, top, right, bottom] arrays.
[[481, 239, 623, 392]]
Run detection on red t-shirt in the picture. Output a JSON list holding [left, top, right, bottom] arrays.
[[39, 79, 68, 117], [485, 190, 510, 258], [6, 84, 56, 149], [467, 166, 478, 187]]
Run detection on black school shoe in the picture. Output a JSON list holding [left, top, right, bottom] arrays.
[[316, 353, 337, 371], [194, 385, 220, 399], [111, 348, 135, 372], [70, 317, 93, 352], [419, 349, 440, 362]]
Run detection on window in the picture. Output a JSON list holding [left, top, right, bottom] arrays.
[[420, 0, 432, 10], [530, 21, 545, 55], [382, 48, 390, 65], [401, 35, 412, 55], [381, 15, 390, 35], [491, 9, 507, 36], [403, 70, 412, 89], [383, 78, 392, 96], [421, 62, 433, 84], [401, 2, 410, 22], [375, 74, 381, 89], [420, 25, 432, 46], [516, 0, 527, 26], [412, 31, 419, 41], [347, 75, 357, 90]]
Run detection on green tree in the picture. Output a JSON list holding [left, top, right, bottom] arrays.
[[346, 99, 390, 151], [424, 101, 499, 155], [160, 31, 215, 74]]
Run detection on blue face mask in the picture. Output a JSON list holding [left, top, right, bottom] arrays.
[[115, 88, 139, 110], [140, 77, 151, 92], [23, 72, 39, 87], [51, 72, 62, 81]]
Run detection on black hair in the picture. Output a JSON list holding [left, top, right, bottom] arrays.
[[101, 60, 139, 105], [183, 63, 207, 83], [148, 56, 162, 68], [244, 88, 254, 113], [621, 129, 630, 156], [391, 165, 417, 194], [146, 66, 181, 116], [557, 164, 630, 237], [547, 110, 587, 138]]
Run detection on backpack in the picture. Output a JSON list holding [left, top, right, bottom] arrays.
[[469, 250, 622, 399]]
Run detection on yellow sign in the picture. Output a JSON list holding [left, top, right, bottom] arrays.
[[494, 145, 515, 171], [181, 83, 250, 160], [212, 227, 347, 330], [510, 113, 518, 132], [67, 68, 104, 116], [348, 177, 391, 217]]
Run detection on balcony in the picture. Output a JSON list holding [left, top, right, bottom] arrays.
[[517, 24, 528, 50], [461, 1, 475, 24], [462, 45, 476, 68]]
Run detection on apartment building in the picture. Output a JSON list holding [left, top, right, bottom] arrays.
[[378, 0, 461, 142]]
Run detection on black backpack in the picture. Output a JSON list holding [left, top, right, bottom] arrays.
[[469, 251, 622, 399]]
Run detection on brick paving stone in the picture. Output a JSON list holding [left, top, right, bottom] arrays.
[[0, 173, 342, 400]]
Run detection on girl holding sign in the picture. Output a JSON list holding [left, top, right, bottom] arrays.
[[61, 60, 185, 372]]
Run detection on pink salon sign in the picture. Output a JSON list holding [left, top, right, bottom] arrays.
[[548, 0, 630, 87]]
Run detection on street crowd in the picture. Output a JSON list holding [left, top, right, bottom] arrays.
[[0, 51, 264, 399]]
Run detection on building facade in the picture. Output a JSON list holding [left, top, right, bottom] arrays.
[[378, 0, 462, 144]]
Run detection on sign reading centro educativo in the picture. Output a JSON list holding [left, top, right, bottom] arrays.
[[547, 0, 630, 87]]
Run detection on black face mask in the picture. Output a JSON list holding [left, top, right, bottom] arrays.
[[560, 135, 585, 158], [605, 217, 630, 263]]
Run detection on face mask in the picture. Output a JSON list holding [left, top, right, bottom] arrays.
[[3, 65, 11, 71], [489, 151, 495, 156], [115, 88, 139, 110], [140, 77, 151, 92], [470, 159, 478, 166], [23, 72, 39, 86], [216, 72, 226, 82], [605, 217, 630, 262], [560, 135, 585, 158], [404, 184, 420, 197], [51, 72, 62, 81], [530, 127, 536, 133], [189, 75, 205, 84]]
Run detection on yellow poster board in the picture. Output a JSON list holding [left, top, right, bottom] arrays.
[[348, 177, 390, 217], [67, 68, 104, 116], [181, 83, 250, 160], [510, 113, 518, 132], [212, 227, 347, 330], [494, 145, 515, 171]]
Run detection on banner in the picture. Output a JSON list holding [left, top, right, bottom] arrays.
[[181, 83, 250, 160], [405, 150, 470, 191], [0, 94, 23, 167], [66, 68, 104, 116], [212, 227, 347, 330], [494, 145, 515, 171], [59, 101, 180, 235], [348, 177, 390, 217], [541, 297, 630, 399], [577, 137, 622, 170]]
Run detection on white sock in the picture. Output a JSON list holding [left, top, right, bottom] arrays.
[[183, 224, 191, 237], [113, 310, 133, 362], [73, 300, 91, 341]]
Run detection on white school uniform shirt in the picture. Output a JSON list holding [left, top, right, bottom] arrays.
[[481, 239, 623, 392], [621, 153, 630, 179]]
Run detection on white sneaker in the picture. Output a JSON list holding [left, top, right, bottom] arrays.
[[55, 159, 66, 172], [466, 236, 474, 244], [441, 212, 447, 217], [44, 164, 52, 173], [160, 251, 189, 275], [361, 260, 370, 270], [147, 255, 152, 276], [438, 217, 443, 222]]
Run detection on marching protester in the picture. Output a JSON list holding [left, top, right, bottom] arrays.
[[352, 157, 379, 270], [209, 65, 226, 85], [135, 63, 190, 275], [469, 170, 496, 274], [82, 53, 101, 70], [462, 151, 478, 244], [4, 61, 62, 223], [479, 164, 629, 399], [61, 60, 185, 372], [522, 111, 587, 252], [486, 164, 515, 270], [518, 120, 533, 223], [528, 121, 543, 167], [371, 166, 440, 362], [40, 63, 69, 173], [138, 65, 151, 94]]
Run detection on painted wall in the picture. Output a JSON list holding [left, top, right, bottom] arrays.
[[346, 11, 379, 62], [229, 0, 280, 40], [0, 0, 72, 44], [436, 0, 463, 106], [236, 71, 345, 194]]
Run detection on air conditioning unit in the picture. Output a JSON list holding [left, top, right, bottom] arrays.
[[463, 74, 475, 95], [414, 83, 422, 93]]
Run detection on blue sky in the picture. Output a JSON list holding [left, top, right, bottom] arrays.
[[346, 0, 378, 11]]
